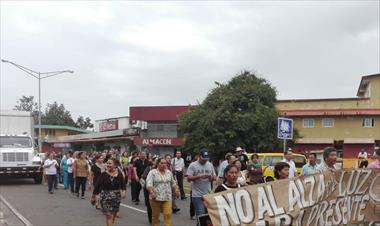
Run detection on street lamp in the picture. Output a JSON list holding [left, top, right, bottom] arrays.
[[1, 59, 74, 153]]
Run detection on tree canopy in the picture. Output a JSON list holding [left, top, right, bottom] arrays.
[[13, 96, 93, 129], [179, 71, 282, 155]]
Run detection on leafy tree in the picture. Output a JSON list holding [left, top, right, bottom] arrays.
[[42, 102, 76, 126], [76, 116, 94, 129], [179, 71, 287, 155], [13, 95, 39, 122]]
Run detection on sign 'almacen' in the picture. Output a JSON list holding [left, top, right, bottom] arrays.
[[204, 169, 380, 226]]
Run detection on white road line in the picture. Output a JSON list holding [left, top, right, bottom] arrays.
[[58, 183, 147, 214], [0, 194, 33, 226], [120, 203, 147, 214]]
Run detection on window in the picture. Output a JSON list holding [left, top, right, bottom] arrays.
[[303, 118, 315, 128], [362, 118, 374, 128], [322, 118, 334, 128]]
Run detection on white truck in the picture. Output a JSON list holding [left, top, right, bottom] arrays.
[[0, 110, 43, 184]]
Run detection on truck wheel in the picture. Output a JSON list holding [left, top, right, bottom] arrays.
[[34, 175, 43, 184]]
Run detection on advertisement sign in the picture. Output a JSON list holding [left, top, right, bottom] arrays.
[[204, 169, 380, 226], [99, 120, 118, 132]]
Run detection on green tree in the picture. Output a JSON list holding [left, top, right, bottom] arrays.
[[179, 71, 284, 155], [42, 102, 76, 126], [76, 116, 94, 129], [13, 95, 39, 123]]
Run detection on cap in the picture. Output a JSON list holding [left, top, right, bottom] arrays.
[[200, 148, 210, 160], [235, 147, 244, 152]]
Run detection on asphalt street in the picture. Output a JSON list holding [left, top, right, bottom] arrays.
[[0, 178, 195, 226]]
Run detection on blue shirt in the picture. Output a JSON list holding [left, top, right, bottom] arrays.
[[301, 163, 319, 176]]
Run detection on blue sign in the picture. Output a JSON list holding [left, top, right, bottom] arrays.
[[278, 117, 293, 139]]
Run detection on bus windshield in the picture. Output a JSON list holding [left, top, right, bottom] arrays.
[[0, 136, 32, 148]]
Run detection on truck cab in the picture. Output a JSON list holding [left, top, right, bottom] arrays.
[[0, 134, 43, 184]]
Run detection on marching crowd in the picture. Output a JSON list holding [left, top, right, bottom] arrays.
[[40, 146, 380, 226]]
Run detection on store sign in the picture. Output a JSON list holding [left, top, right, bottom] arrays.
[[53, 143, 71, 148], [99, 120, 118, 132], [134, 137, 182, 146]]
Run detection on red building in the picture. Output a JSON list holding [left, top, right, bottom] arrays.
[[130, 105, 190, 156]]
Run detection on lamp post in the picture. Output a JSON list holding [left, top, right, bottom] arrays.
[[1, 59, 74, 153]]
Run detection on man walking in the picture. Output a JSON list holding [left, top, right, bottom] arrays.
[[172, 150, 186, 200], [66, 151, 75, 194], [281, 149, 297, 178], [317, 147, 337, 172], [187, 148, 216, 226], [301, 153, 318, 176], [133, 151, 149, 205], [43, 153, 58, 194]]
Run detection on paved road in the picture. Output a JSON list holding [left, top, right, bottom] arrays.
[[0, 178, 195, 226]]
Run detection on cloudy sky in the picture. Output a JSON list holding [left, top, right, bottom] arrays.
[[1, 1, 379, 121]]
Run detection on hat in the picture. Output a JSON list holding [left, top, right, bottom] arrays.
[[200, 148, 210, 160], [235, 147, 244, 152]]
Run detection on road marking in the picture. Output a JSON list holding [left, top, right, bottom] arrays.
[[58, 184, 147, 214], [0, 194, 33, 226], [120, 203, 147, 214]]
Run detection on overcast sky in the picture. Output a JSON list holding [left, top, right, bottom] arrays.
[[1, 1, 379, 121]]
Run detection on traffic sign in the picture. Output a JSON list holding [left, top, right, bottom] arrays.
[[278, 117, 293, 139]]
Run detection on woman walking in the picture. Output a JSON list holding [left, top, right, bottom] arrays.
[[214, 164, 243, 193], [60, 153, 69, 189], [274, 162, 290, 180], [92, 158, 126, 226], [248, 153, 264, 185], [90, 154, 105, 209], [233, 160, 248, 186], [73, 151, 90, 199], [146, 158, 180, 226]]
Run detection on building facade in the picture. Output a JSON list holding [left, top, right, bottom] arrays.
[[276, 73, 380, 158], [129, 106, 189, 156]]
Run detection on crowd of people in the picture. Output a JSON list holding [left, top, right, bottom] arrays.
[[40, 145, 380, 226]]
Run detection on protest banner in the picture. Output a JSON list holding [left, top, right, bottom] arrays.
[[204, 169, 380, 226]]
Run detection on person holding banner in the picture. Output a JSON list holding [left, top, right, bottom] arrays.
[[317, 146, 337, 172], [368, 149, 380, 168], [301, 153, 319, 176], [214, 164, 243, 193], [274, 162, 290, 180], [187, 148, 216, 226]]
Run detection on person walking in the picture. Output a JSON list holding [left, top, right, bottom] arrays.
[[217, 153, 233, 186], [43, 153, 58, 194], [301, 153, 319, 176], [172, 150, 186, 200], [146, 157, 180, 226], [274, 162, 290, 180], [67, 151, 75, 194], [90, 154, 105, 209], [235, 147, 249, 171], [317, 147, 337, 172], [214, 164, 243, 193], [368, 149, 380, 169], [166, 154, 180, 213], [233, 159, 247, 186], [60, 153, 69, 189], [141, 156, 158, 224], [73, 151, 90, 199], [92, 158, 126, 226], [133, 151, 149, 205], [248, 153, 264, 185], [281, 149, 297, 178], [187, 148, 216, 226], [128, 157, 139, 202]]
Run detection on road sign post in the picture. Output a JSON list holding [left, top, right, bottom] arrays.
[[278, 117, 293, 153]]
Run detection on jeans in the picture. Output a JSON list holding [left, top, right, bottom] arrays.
[[68, 172, 75, 193], [47, 174, 56, 192], [192, 197, 206, 216], [150, 200, 172, 226], [75, 176, 87, 196]]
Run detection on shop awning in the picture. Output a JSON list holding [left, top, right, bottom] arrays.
[[343, 138, 375, 144]]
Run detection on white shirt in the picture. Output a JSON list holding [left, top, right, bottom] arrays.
[[358, 152, 367, 159], [172, 157, 185, 172], [67, 157, 74, 173], [44, 159, 58, 175], [282, 159, 296, 178]]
